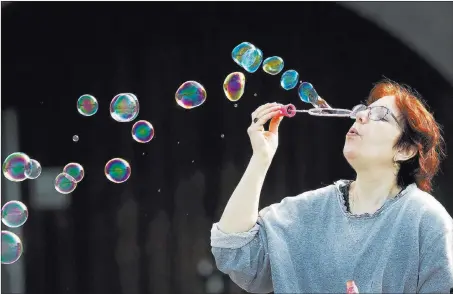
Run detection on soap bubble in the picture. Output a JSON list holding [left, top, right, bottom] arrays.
[[2, 152, 32, 182], [63, 163, 84, 183], [1, 231, 23, 264], [1, 201, 28, 229], [1, 201, 28, 228], [231, 42, 254, 67], [54, 173, 77, 194], [24, 159, 42, 180], [262, 56, 284, 75], [73, 135, 79, 142], [131, 120, 154, 143], [77, 94, 98, 116], [223, 72, 246, 102], [241, 47, 263, 73], [298, 82, 319, 104], [105, 158, 131, 184], [175, 81, 207, 109], [110, 93, 140, 122], [280, 70, 299, 90], [315, 97, 331, 109]]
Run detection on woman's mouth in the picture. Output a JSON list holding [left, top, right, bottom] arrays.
[[347, 127, 360, 137]]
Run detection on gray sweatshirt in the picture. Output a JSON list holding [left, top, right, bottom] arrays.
[[211, 180, 453, 293]]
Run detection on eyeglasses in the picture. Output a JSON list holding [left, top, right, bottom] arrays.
[[350, 104, 402, 128]]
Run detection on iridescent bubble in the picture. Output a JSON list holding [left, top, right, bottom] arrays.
[[241, 47, 263, 73], [231, 42, 254, 67], [262, 56, 284, 75], [54, 173, 77, 194], [104, 158, 131, 184], [1, 201, 28, 228], [110, 93, 140, 122], [175, 81, 207, 109], [280, 70, 299, 90], [1, 231, 23, 264], [73, 135, 79, 142], [131, 120, 154, 143], [24, 159, 42, 180], [223, 72, 246, 102], [298, 82, 319, 105], [63, 163, 84, 183], [315, 97, 331, 109], [2, 152, 32, 182], [77, 94, 98, 117]]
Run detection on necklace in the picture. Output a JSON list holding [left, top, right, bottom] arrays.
[[349, 185, 400, 215]]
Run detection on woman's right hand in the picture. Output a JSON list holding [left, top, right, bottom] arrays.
[[247, 103, 285, 163]]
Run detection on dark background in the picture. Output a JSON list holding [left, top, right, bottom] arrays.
[[2, 2, 452, 294]]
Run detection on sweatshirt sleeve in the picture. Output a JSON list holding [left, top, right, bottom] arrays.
[[417, 229, 453, 293], [210, 218, 273, 294]]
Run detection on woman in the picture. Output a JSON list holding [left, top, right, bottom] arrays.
[[210, 79, 453, 293]]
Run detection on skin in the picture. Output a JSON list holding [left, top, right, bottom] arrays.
[[343, 95, 417, 214]]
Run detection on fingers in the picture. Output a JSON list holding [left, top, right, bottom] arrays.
[[251, 103, 280, 121], [248, 110, 282, 132], [269, 114, 284, 134]]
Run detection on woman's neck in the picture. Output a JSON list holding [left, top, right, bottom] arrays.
[[350, 170, 401, 214]]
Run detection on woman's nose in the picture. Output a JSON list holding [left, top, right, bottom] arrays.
[[355, 108, 369, 124]]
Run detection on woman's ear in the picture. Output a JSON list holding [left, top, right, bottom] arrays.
[[395, 145, 418, 162]]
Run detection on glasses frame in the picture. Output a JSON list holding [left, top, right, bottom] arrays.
[[351, 104, 402, 129]]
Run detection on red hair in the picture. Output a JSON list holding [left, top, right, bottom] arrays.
[[367, 78, 446, 192]]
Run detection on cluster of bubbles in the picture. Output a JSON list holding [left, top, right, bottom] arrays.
[[2, 152, 42, 182], [1, 201, 27, 264], [77, 93, 155, 143], [54, 162, 85, 194], [1, 153, 38, 264], [228, 41, 333, 109]]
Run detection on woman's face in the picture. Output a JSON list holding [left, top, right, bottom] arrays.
[[343, 95, 403, 169]]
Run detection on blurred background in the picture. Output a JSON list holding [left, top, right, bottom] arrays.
[[1, 2, 452, 294]]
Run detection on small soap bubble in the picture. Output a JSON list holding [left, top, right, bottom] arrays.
[[234, 104, 238, 108], [280, 70, 299, 90], [1, 231, 23, 264], [2, 152, 32, 182], [158, 189, 161, 192], [63, 163, 85, 183], [132, 120, 154, 143], [1, 201, 28, 228], [104, 158, 131, 184], [24, 159, 42, 180], [223, 72, 246, 102], [315, 97, 331, 109], [175, 81, 207, 109], [55, 173, 77, 194], [231, 42, 254, 67], [262, 56, 284, 75], [77, 94, 98, 116], [241, 47, 263, 73], [110, 93, 140, 122], [73, 135, 79, 142], [220, 134, 224, 138], [254, 93, 257, 97], [298, 82, 319, 104]]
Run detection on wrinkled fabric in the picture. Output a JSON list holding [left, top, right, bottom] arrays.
[[211, 180, 453, 293]]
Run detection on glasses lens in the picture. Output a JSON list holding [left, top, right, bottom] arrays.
[[350, 105, 367, 118], [369, 106, 387, 120]]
